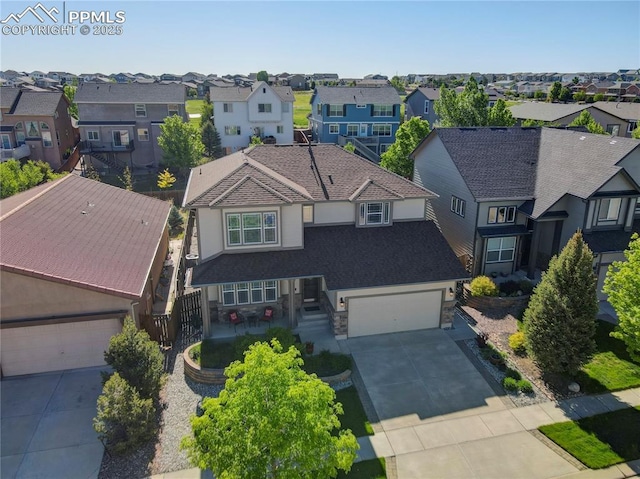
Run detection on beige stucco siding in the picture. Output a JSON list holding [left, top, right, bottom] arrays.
[[392, 198, 426, 221], [197, 208, 224, 260], [314, 201, 355, 224]]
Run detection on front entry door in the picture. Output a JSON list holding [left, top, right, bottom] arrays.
[[360, 124, 368, 137], [303, 278, 320, 302]]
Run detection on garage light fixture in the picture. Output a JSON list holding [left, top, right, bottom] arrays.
[[448, 287, 455, 297], [339, 297, 345, 308]]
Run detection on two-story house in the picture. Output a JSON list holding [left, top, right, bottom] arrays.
[[183, 144, 468, 339], [412, 127, 640, 299], [309, 86, 402, 162], [404, 87, 440, 127], [210, 81, 295, 154], [0, 88, 80, 170], [74, 82, 188, 172]]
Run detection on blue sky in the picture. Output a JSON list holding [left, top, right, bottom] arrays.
[[1, 1, 638, 77]]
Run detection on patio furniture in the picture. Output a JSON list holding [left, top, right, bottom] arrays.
[[260, 306, 275, 328], [228, 310, 245, 332]]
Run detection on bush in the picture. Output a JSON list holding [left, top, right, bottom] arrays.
[[470, 276, 498, 297], [503, 377, 519, 391], [505, 367, 522, 380], [103, 316, 165, 400], [519, 279, 534, 295], [499, 280, 520, 296], [509, 332, 527, 356], [265, 327, 298, 351], [233, 333, 261, 360], [93, 373, 156, 455], [168, 205, 184, 234], [517, 379, 534, 393], [302, 350, 351, 377]]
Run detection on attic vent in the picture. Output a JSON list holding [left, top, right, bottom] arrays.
[[579, 136, 586, 140], [610, 140, 617, 145]]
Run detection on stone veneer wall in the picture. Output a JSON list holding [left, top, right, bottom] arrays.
[[462, 284, 530, 311], [440, 301, 457, 328], [320, 293, 348, 336]]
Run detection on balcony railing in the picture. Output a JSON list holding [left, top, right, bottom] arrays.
[[79, 140, 135, 153], [0, 143, 31, 160]]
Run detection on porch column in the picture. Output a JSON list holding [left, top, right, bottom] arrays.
[[201, 287, 211, 338], [527, 222, 541, 279], [288, 279, 296, 329]]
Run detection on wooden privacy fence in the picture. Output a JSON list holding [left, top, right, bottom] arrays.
[[174, 290, 202, 339], [140, 313, 177, 349]]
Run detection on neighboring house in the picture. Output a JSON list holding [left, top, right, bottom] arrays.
[[0, 174, 171, 376], [0, 88, 80, 170], [160, 73, 181, 82], [183, 144, 467, 338], [286, 74, 307, 90], [591, 102, 640, 137], [309, 86, 402, 162], [412, 127, 640, 299], [111, 72, 136, 84], [404, 87, 440, 126], [74, 82, 188, 171], [209, 81, 295, 154], [182, 72, 205, 83]]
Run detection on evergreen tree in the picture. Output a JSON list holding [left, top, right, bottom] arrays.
[[524, 232, 598, 375], [168, 205, 184, 234], [118, 166, 133, 191], [201, 122, 223, 159]]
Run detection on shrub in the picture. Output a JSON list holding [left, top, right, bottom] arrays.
[[94, 373, 156, 455], [103, 316, 165, 400], [509, 332, 527, 356], [503, 377, 519, 391], [519, 279, 534, 295], [499, 280, 520, 296], [265, 327, 298, 351], [233, 333, 261, 360], [302, 350, 351, 377], [470, 276, 498, 297], [517, 379, 534, 393], [168, 205, 184, 233], [505, 367, 522, 380]]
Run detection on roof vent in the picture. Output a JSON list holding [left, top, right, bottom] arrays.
[[579, 136, 586, 140], [610, 140, 617, 144], [81, 210, 87, 215]]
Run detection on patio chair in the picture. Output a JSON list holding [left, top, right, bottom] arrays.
[[228, 310, 245, 332], [260, 306, 275, 328]]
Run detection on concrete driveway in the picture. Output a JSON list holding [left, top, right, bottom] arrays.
[[1, 367, 105, 479]]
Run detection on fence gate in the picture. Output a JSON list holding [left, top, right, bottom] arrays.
[[173, 290, 202, 340], [140, 313, 176, 350]]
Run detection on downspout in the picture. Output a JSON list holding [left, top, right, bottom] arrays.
[[130, 301, 140, 328], [472, 201, 481, 276]]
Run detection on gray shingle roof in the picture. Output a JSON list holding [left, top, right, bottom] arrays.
[[74, 82, 186, 104], [208, 81, 294, 103], [592, 102, 640, 121], [509, 102, 589, 122], [313, 86, 401, 105], [0, 88, 20, 109], [405, 87, 440, 102], [584, 219, 640, 253], [428, 127, 541, 200], [11, 91, 63, 116], [191, 221, 469, 289], [184, 144, 435, 208]]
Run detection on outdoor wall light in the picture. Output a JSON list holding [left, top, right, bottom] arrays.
[[448, 287, 455, 297], [339, 297, 345, 308]]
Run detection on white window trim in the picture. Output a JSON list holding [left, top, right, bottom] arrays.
[[451, 196, 465, 217], [371, 124, 392, 136], [135, 104, 146, 118], [346, 124, 359, 136], [372, 104, 393, 117], [221, 281, 278, 306], [87, 130, 100, 141], [168, 104, 179, 116], [42, 131, 53, 147], [486, 237, 516, 264], [627, 121, 637, 133], [597, 198, 622, 223], [258, 103, 272, 113], [359, 202, 391, 226], [277, 125, 284, 134], [226, 212, 278, 247], [328, 104, 344, 117], [329, 124, 339, 134], [224, 126, 241, 136], [424, 100, 429, 114], [137, 128, 149, 141], [223, 103, 233, 113], [487, 206, 517, 224], [303, 204, 314, 223]]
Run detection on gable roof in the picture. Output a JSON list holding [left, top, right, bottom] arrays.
[[74, 82, 186, 104], [208, 81, 295, 103], [312, 86, 401, 105], [509, 102, 589, 122], [0, 175, 170, 299], [10, 91, 64, 116], [0, 87, 20, 109], [591, 101, 640, 121], [184, 144, 435, 208], [405, 87, 440, 102]]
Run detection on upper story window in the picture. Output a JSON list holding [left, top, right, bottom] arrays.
[[87, 130, 100, 141], [303, 205, 314, 223], [135, 104, 146, 117], [316, 103, 322, 115], [137, 128, 149, 141], [451, 196, 465, 217], [26, 121, 39, 137], [606, 124, 620, 136], [628, 121, 638, 133], [258, 103, 272, 113], [40, 122, 50, 130], [225, 126, 241, 136], [328, 104, 343, 117], [424, 101, 429, 114], [223, 103, 233, 113], [359, 202, 390, 226], [227, 212, 277, 246], [597, 198, 621, 224], [282, 103, 290, 113], [42, 131, 53, 147], [488, 206, 516, 224], [15, 122, 25, 145], [373, 104, 393, 117], [372, 124, 391, 136], [168, 104, 179, 116]]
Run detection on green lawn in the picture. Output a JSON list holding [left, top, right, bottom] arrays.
[[539, 407, 640, 469], [337, 458, 386, 478], [336, 386, 374, 437], [293, 90, 313, 128], [576, 321, 640, 393], [186, 99, 205, 125]]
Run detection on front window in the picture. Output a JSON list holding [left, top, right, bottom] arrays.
[[223, 103, 233, 113], [359, 202, 390, 225], [224, 126, 241, 135], [597, 198, 621, 223], [347, 124, 358, 136], [277, 125, 284, 134], [488, 206, 516, 224], [135, 104, 146, 117], [486, 237, 516, 263], [138, 128, 149, 141], [451, 196, 465, 217], [26, 121, 39, 137], [168, 104, 179, 116], [373, 104, 393, 117], [372, 124, 391, 136], [221, 281, 278, 306], [424, 100, 429, 114], [87, 130, 100, 141], [329, 124, 339, 135], [606, 124, 620, 136], [303, 205, 313, 223], [226, 212, 278, 246], [258, 103, 272, 113], [329, 104, 343, 117]]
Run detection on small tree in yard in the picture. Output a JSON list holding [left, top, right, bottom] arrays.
[[158, 115, 205, 175], [379, 116, 431, 178], [181, 340, 358, 478], [168, 204, 184, 234], [118, 166, 133, 191], [524, 232, 598, 376], [157, 168, 176, 189], [548, 81, 562, 102], [201, 121, 222, 159], [103, 316, 165, 400], [604, 234, 640, 361], [343, 142, 355, 153], [569, 110, 606, 135], [94, 372, 156, 455], [632, 125, 640, 139]]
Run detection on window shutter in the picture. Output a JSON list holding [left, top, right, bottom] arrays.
[[343, 104, 347, 116], [370, 105, 374, 116], [326, 104, 330, 117], [392, 105, 397, 117]]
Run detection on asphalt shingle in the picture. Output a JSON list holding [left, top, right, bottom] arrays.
[[312, 86, 401, 105], [74, 82, 186, 104]]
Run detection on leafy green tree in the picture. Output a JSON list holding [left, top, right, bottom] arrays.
[[573, 91, 587, 102], [256, 70, 269, 82], [548, 81, 562, 102], [250, 135, 263, 145], [572, 76, 580, 85], [0, 159, 63, 199], [604, 234, 640, 361], [93, 372, 156, 455], [63, 84, 78, 120], [118, 166, 133, 191], [594, 93, 605, 102], [559, 87, 573, 102], [201, 122, 223, 159], [487, 99, 517, 126], [524, 232, 598, 375], [568, 110, 606, 134], [168, 205, 184, 234], [158, 115, 205, 173], [533, 90, 546, 100], [103, 316, 165, 400], [522, 119, 559, 127], [199, 100, 213, 129], [390, 75, 405, 93], [343, 142, 356, 153], [181, 340, 358, 478], [632, 125, 640, 139], [380, 116, 431, 178], [84, 162, 102, 182], [157, 168, 176, 189]]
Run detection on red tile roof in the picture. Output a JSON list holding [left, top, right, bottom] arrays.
[[0, 175, 170, 299]]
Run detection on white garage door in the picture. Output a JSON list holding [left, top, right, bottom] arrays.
[[1, 319, 121, 377], [348, 291, 442, 338]]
